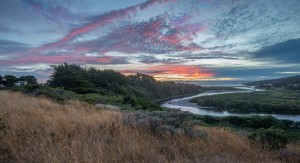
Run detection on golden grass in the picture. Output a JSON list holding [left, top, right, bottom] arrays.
[[0, 91, 299, 162]]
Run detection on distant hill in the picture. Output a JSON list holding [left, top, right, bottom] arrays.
[[245, 75, 300, 89]]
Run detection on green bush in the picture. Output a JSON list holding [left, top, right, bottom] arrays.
[[201, 115, 220, 124], [24, 84, 40, 92], [10, 84, 76, 102], [248, 127, 288, 150], [79, 94, 107, 104]]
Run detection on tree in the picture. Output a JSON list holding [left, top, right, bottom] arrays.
[[18, 76, 27, 86], [18, 76, 38, 86], [91, 69, 129, 88], [3, 75, 17, 87], [47, 63, 95, 94], [47, 63, 202, 98], [0, 75, 3, 88], [24, 76, 38, 85]]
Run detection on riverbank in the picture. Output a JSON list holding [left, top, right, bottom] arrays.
[[157, 86, 240, 104], [190, 90, 300, 115], [161, 88, 300, 122]]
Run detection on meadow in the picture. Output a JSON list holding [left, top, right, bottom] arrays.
[[1, 91, 300, 162]]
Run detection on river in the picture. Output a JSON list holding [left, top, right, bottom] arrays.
[[161, 87, 300, 122]]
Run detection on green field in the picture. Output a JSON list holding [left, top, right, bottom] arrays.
[[190, 90, 300, 114]]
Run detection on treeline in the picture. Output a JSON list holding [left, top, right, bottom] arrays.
[[245, 75, 300, 90], [47, 63, 202, 100], [1, 63, 202, 111], [0, 75, 37, 88]]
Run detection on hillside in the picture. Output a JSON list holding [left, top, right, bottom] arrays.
[[1, 63, 204, 112], [1, 91, 300, 162], [245, 75, 300, 89], [47, 63, 202, 100]]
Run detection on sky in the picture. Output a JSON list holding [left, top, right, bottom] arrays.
[[0, 0, 300, 82]]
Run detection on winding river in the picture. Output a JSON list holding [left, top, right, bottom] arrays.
[[161, 86, 300, 122]]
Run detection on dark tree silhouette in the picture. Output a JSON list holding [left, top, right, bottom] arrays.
[[18, 76, 38, 86], [47, 63, 202, 99], [2, 75, 18, 87]]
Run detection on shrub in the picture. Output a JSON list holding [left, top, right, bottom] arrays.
[[201, 115, 220, 124], [14, 84, 77, 102], [156, 125, 184, 137], [24, 84, 40, 92], [181, 120, 205, 127], [248, 127, 288, 150], [122, 110, 208, 139], [183, 126, 208, 139]]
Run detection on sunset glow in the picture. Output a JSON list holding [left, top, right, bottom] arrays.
[[0, 0, 299, 81]]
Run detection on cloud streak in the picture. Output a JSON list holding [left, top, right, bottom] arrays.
[[121, 64, 214, 80], [0, 0, 300, 81], [0, 40, 31, 54], [71, 14, 204, 54], [0, 55, 116, 66], [26, 0, 177, 53]]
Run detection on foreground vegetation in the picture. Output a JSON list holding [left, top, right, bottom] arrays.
[[1, 92, 300, 162], [10, 84, 164, 111], [190, 90, 300, 114], [1, 65, 300, 161], [196, 115, 300, 143]]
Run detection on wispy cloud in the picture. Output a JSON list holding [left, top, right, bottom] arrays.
[[276, 72, 300, 74], [0, 0, 300, 81], [0, 55, 115, 66], [0, 40, 31, 54]]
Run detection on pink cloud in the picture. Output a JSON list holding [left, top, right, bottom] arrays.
[[23, 0, 177, 55], [121, 64, 214, 80], [0, 55, 113, 66]]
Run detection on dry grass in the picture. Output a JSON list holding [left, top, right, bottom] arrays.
[[0, 91, 299, 162]]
